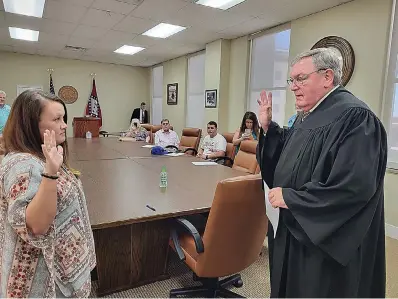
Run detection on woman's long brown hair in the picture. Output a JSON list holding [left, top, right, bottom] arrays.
[[239, 111, 260, 138], [3, 90, 70, 167]]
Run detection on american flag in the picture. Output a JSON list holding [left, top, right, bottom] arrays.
[[85, 78, 102, 127], [49, 74, 55, 94]]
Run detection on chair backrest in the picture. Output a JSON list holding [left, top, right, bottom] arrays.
[[195, 174, 267, 277], [222, 132, 236, 161], [179, 128, 202, 151], [232, 140, 259, 174], [141, 124, 152, 132]]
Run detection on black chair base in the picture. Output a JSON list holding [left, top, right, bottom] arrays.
[[170, 274, 244, 298]]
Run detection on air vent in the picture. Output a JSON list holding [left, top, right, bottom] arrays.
[[64, 45, 87, 52]]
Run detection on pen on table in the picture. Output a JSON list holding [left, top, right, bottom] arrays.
[[146, 204, 156, 211]]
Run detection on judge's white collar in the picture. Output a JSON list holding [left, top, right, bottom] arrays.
[[309, 85, 340, 113]]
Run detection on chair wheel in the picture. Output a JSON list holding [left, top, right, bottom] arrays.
[[233, 279, 243, 288]]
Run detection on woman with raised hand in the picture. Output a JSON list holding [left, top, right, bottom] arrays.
[[0, 90, 96, 298]]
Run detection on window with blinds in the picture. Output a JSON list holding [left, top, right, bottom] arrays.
[[248, 28, 291, 126]]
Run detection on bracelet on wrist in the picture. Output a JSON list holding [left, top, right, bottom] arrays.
[[41, 172, 59, 180]]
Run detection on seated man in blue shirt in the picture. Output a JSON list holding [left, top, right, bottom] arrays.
[[0, 91, 11, 135]]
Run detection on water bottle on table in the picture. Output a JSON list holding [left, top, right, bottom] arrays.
[[159, 166, 168, 188], [86, 131, 92, 139]]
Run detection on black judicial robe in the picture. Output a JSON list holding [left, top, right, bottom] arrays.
[[257, 86, 387, 298]]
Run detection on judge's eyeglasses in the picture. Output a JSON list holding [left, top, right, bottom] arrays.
[[287, 68, 327, 86]]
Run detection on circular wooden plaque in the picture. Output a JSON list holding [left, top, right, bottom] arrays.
[[311, 36, 355, 86], [58, 85, 78, 104]]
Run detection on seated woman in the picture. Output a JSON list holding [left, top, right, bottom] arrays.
[[232, 111, 259, 155], [119, 118, 149, 142]]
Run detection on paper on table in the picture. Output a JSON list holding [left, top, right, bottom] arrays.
[[167, 153, 185, 157], [263, 180, 279, 238], [192, 161, 218, 166], [142, 145, 155, 148]]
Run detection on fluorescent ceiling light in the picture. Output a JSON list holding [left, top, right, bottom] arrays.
[[9, 27, 39, 41], [143, 23, 186, 39], [195, 0, 246, 10], [3, 0, 46, 18], [114, 45, 145, 55]]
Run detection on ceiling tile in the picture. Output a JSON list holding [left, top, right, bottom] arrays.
[[39, 32, 70, 45], [168, 27, 223, 45], [0, 45, 13, 52], [12, 44, 38, 55], [5, 13, 42, 31], [166, 2, 248, 31], [67, 36, 96, 48], [112, 15, 157, 34], [0, 28, 12, 45], [0, 0, 355, 66], [0, 11, 5, 27], [37, 48, 61, 57], [218, 17, 267, 38], [227, 0, 276, 18], [129, 0, 189, 22], [84, 48, 112, 57], [136, 59, 161, 67], [80, 8, 125, 29], [93, 30, 137, 50], [71, 25, 108, 39], [111, 53, 145, 64], [130, 34, 159, 47], [91, 0, 138, 15], [36, 42, 66, 51], [57, 49, 84, 59], [38, 32, 70, 50], [40, 19, 78, 35], [50, 0, 95, 8], [44, 0, 88, 23], [80, 54, 104, 62]]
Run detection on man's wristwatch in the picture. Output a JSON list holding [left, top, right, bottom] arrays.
[[205, 155, 208, 160]]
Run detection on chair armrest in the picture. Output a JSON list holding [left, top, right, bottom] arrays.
[[173, 217, 204, 254], [214, 156, 234, 167], [170, 229, 186, 261], [183, 148, 197, 155]]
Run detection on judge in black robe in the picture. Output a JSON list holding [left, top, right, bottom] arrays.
[[257, 86, 387, 297]]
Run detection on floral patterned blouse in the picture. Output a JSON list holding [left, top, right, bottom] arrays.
[[0, 152, 96, 298]]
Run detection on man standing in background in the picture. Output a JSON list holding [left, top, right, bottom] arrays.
[[0, 91, 11, 135], [131, 102, 149, 124]]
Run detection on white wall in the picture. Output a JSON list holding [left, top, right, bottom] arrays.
[[0, 52, 149, 136]]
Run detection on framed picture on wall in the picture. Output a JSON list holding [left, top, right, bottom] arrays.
[[16, 85, 43, 96], [205, 89, 217, 108], [167, 83, 178, 105]]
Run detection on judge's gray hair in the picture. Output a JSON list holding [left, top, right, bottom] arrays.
[[0, 90, 6, 97], [290, 48, 343, 86]]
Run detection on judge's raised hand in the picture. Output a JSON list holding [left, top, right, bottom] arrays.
[[41, 129, 63, 176], [257, 90, 272, 131], [269, 187, 288, 209]]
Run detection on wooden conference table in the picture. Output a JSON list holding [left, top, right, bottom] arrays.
[[68, 137, 247, 296]]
